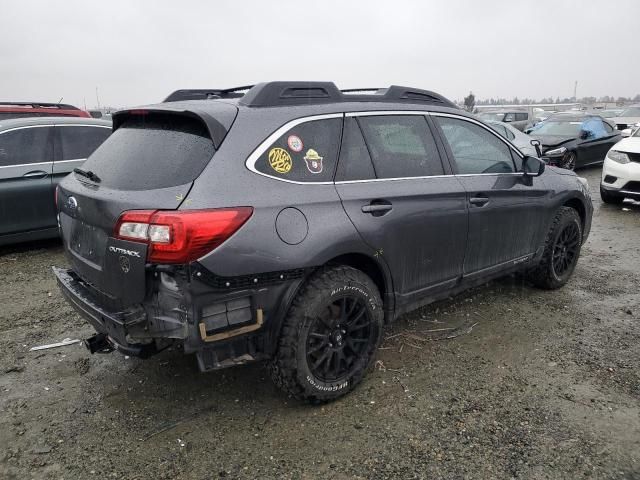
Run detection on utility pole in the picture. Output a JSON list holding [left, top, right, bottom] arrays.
[[95, 86, 101, 110], [573, 81, 578, 101]]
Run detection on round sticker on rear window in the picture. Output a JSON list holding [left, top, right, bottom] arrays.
[[287, 135, 304, 152], [268, 147, 292, 174]]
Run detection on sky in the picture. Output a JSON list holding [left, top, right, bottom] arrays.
[[2, 0, 638, 109]]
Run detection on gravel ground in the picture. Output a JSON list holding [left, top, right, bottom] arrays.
[[1, 166, 639, 480]]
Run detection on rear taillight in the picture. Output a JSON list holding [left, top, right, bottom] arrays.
[[114, 208, 253, 264]]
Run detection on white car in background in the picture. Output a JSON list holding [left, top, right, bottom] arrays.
[[600, 126, 640, 204], [486, 120, 541, 157], [609, 105, 640, 132]]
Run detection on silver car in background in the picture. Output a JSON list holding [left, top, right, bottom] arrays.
[[486, 120, 541, 157]]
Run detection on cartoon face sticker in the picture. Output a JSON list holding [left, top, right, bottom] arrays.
[[303, 149, 323, 174], [287, 135, 304, 152], [268, 147, 292, 174]]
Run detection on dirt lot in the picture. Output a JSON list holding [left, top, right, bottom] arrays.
[[1, 166, 639, 480]]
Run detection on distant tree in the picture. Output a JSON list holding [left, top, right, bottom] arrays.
[[634, 94, 640, 102], [463, 92, 476, 112]]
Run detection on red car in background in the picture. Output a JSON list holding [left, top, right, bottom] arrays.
[[0, 102, 90, 120]]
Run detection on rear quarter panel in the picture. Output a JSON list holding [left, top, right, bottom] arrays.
[[185, 108, 388, 278]]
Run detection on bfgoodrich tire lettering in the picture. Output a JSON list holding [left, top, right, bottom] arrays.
[[529, 206, 582, 289], [269, 266, 383, 403]]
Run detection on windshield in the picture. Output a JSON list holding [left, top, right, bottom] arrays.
[[479, 112, 505, 122], [619, 107, 640, 117], [81, 113, 215, 190], [633, 126, 640, 138], [530, 121, 583, 136]]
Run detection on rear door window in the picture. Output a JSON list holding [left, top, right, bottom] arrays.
[[80, 114, 215, 190], [56, 125, 111, 160], [357, 115, 444, 178], [253, 117, 342, 182], [0, 126, 53, 167], [435, 116, 516, 174], [335, 118, 376, 181]]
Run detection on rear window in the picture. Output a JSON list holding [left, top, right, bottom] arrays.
[[81, 114, 215, 190]]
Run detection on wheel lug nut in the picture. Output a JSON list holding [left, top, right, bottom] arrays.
[[328, 343, 333, 347], [341, 329, 346, 334]]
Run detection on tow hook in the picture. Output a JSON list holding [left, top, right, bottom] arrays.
[[84, 333, 115, 354]]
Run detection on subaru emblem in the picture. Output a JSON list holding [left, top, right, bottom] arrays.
[[67, 196, 78, 211]]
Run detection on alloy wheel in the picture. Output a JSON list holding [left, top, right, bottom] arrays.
[[305, 296, 373, 382], [552, 222, 580, 277], [562, 152, 576, 170]]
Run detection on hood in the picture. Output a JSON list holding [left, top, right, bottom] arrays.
[[610, 137, 640, 154], [529, 134, 576, 148]]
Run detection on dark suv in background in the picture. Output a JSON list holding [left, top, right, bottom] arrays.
[[0, 117, 111, 245], [54, 82, 592, 402]]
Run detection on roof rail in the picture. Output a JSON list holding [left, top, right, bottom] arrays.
[[0, 102, 81, 110], [163, 82, 457, 108], [164, 86, 254, 103], [238, 82, 457, 108]]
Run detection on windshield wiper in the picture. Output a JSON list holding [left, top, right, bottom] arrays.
[[73, 168, 101, 183]]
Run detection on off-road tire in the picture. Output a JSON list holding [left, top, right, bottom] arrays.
[[600, 186, 624, 205], [269, 266, 383, 403], [529, 207, 582, 289]]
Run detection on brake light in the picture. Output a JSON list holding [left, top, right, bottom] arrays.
[[114, 208, 253, 264]]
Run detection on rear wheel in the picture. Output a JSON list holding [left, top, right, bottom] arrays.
[[529, 207, 582, 289], [269, 266, 383, 403], [600, 186, 624, 205]]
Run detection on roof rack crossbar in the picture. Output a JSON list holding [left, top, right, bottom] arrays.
[[0, 102, 80, 110]]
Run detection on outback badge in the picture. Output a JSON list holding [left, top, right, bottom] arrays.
[[303, 149, 323, 174]]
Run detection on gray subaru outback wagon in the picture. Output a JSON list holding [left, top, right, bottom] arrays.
[[54, 82, 593, 402]]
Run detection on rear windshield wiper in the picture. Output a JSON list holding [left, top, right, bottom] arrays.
[[73, 168, 101, 183]]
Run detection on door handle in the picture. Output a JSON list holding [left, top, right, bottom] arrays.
[[361, 202, 393, 216], [22, 170, 49, 179], [469, 196, 489, 206]]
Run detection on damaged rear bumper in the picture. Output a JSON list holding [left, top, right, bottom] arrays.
[[53, 265, 306, 370], [53, 267, 158, 358]]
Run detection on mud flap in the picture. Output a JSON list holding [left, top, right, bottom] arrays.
[[103, 238, 148, 306]]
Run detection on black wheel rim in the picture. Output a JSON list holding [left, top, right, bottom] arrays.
[[562, 152, 576, 170], [306, 296, 373, 383], [552, 222, 580, 277]]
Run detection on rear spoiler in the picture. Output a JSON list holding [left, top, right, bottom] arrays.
[[112, 104, 238, 150]]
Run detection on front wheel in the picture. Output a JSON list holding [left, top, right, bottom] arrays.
[[269, 266, 383, 403], [528, 207, 582, 289], [560, 151, 577, 170]]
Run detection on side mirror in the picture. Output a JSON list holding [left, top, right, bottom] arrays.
[[621, 128, 631, 138], [523, 155, 545, 177], [530, 139, 542, 158], [579, 130, 591, 140]]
